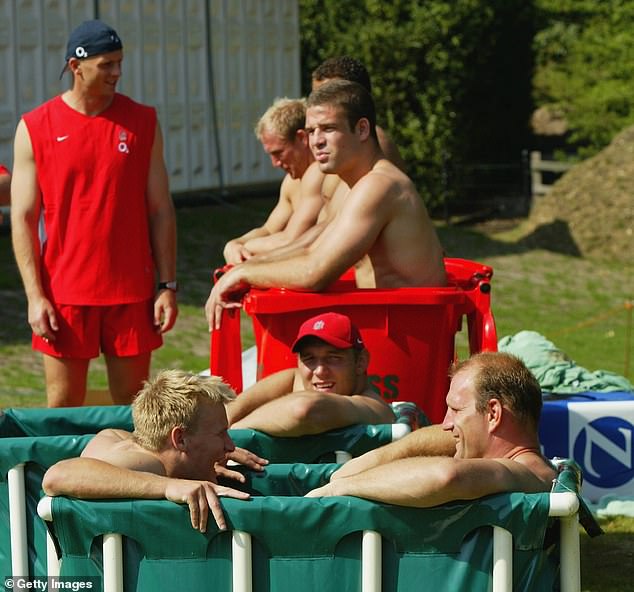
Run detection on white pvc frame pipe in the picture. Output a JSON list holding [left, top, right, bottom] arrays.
[[8, 463, 28, 577], [549, 492, 581, 592], [103, 534, 123, 592], [492, 526, 513, 592], [362, 530, 382, 592], [232, 530, 252, 592], [390, 423, 411, 441], [37, 496, 60, 577]]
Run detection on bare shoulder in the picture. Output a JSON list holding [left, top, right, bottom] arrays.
[[300, 161, 326, 191], [489, 453, 556, 493], [320, 173, 342, 201], [281, 174, 303, 208], [81, 429, 165, 474], [513, 452, 557, 488], [13, 119, 35, 159], [81, 428, 132, 452], [356, 159, 413, 197]]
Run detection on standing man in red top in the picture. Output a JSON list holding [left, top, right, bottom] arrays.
[[11, 20, 178, 407]]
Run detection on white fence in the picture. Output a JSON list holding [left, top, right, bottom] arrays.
[[530, 150, 574, 196], [0, 0, 300, 193]]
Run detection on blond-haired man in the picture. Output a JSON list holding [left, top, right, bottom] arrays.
[[223, 97, 333, 263], [43, 370, 266, 532]]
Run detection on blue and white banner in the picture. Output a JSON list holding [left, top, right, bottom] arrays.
[[540, 393, 634, 501]]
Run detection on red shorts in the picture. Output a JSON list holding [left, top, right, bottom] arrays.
[[32, 300, 163, 359]]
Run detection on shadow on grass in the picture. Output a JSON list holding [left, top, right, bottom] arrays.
[[438, 218, 582, 260]]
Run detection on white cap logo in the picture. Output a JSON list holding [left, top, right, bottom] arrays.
[[312, 320, 325, 331], [75, 46, 87, 58]]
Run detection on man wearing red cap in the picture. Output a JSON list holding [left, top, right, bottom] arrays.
[[227, 312, 394, 435], [11, 20, 177, 407]]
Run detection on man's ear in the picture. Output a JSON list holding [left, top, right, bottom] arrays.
[[68, 57, 82, 75], [170, 426, 187, 451], [487, 398, 503, 431], [296, 128, 308, 146], [356, 118, 371, 141], [356, 348, 370, 374]]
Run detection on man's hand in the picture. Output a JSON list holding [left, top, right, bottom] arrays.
[[304, 482, 338, 498], [214, 447, 269, 482], [154, 289, 178, 333], [164, 478, 250, 532], [204, 268, 249, 331], [223, 240, 253, 265], [28, 295, 58, 342]]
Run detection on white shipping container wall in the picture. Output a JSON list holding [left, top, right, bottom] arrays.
[[0, 0, 300, 193]]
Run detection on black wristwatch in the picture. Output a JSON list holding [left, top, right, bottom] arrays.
[[158, 280, 178, 292]]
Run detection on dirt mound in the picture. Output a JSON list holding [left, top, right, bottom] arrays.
[[524, 126, 634, 264]]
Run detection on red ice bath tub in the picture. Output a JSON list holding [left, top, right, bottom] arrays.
[[210, 258, 497, 424]]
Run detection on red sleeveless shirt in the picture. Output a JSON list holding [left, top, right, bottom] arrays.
[[24, 94, 156, 305]]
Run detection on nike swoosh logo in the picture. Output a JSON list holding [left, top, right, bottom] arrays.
[[56, 135, 69, 142]]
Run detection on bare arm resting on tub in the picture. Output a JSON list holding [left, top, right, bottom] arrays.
[[43, 428, 250, 533], [308, 352, 558, 504], [331, 424, 456, 480], [43, 457, 248, 532], [231, 389, 394, 436], [306, 454, 556, 506]]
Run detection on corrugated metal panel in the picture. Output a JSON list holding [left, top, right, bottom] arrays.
[[0, 0, 299, 193]]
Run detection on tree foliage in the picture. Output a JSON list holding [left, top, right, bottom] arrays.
[[533, 0, 634, 157], [300, 1, 634, 208], [299, 0, 536, 209]]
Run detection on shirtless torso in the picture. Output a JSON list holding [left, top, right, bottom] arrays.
[[309, 157, 446, 288]]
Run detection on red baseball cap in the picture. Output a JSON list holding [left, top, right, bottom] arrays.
[[291, 312, 364, 352]]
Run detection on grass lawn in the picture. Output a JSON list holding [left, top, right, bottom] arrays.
[[0, 193, 633, 590]]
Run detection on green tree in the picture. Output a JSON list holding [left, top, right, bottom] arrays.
[[533, 0, 634, 156], [299, 0, 536, 211]]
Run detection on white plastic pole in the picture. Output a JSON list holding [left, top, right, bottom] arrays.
[[361, 530, 382, 592], [548, 492, 579, 516], [559, 514, 581, 592], [548, 492, 581, 592], [8, 463, 28, 577], [548, 492, 580, 592], [36, 496, 60, 576], [232, 530, 252, 592], [335, 451, 353, 463], [103, 533, 123, 592], [492, 526, 513, 592], [390, 423, 411, 441]]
